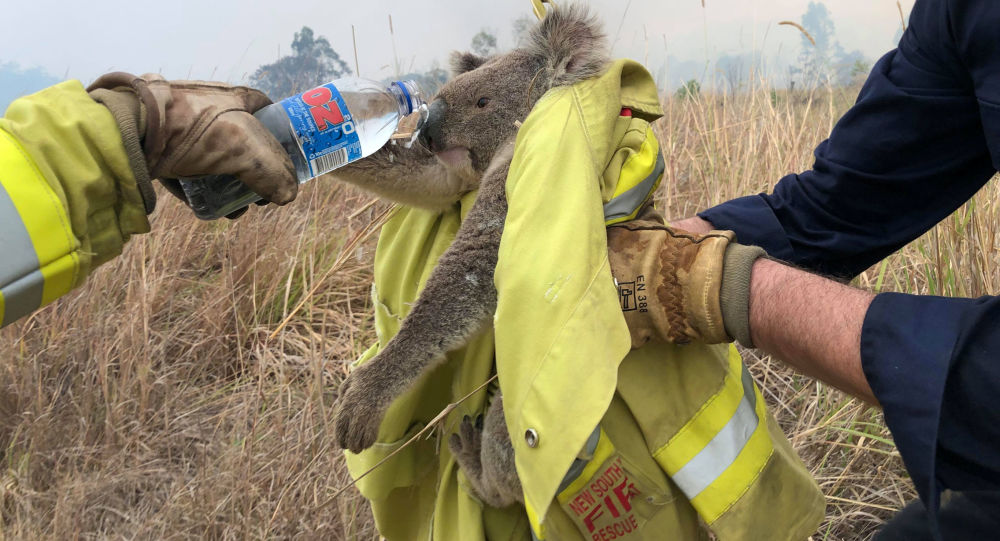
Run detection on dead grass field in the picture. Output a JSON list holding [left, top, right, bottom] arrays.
[[0, 82, 993, 539]]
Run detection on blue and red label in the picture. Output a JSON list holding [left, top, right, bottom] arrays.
[[279, 83, 362, 177]]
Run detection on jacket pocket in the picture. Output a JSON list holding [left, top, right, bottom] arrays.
[[344, 421, 438, 502], [549, 420, 704, 541]]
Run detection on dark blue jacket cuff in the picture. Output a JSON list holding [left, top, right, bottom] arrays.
[[697, 194, 795, 260], [862, 292, 1000, 512], [862, 292, 951, 510]]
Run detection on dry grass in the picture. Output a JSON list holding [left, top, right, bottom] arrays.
[[0, 81, 993, 539], [0, 185, 385, 539]]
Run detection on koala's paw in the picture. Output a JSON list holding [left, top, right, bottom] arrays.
[[449, 415, 485, 479], [334, 367, 389, 453]]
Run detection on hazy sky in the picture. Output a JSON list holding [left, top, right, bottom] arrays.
[[3, 0, 913, 88]]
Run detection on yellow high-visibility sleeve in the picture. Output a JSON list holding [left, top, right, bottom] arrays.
[[0, 81, 150, 326]]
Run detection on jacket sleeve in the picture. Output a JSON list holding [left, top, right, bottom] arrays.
[[0, 80, 150, 327], [700, 0, 1000, 517]]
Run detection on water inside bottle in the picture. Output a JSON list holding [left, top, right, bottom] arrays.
[[179, 78, 425, 220]]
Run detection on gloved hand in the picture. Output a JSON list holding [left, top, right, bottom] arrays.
[[87, 72, 297, 217], [606, 214, 766, 348]]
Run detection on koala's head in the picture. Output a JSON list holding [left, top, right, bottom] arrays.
[[420, 4, 608, 177]]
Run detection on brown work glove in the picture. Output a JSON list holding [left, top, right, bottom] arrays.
[[607, 213, 766, 348], [87, 72, 297, 216]]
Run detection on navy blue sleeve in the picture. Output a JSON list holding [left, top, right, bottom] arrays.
[[697, 0, 1000, 522], [699, 0, 996, 279], [862, 293, 1000, 510]]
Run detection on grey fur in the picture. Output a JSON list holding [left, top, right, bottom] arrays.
[[449, 51, 489, 76], [450, 395, 524, 507], [331, 4, 609, 507], [322, 141, 477, 211]]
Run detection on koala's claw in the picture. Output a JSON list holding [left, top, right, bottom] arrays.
[[335, 409, 381, 454], [449, 415, 485, 478], [334, 369, 387, 453]]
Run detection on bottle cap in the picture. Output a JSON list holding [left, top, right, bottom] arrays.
[[392, 80, 425, 115]]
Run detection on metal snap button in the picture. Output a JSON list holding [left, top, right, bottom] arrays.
[[524, 428, 539, 448]]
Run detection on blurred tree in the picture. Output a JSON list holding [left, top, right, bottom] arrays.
[[791, 2, 870, 88], [793, 2, 837, 87], [250, 27, 351, 99], [674, 79, 701, 100], [471, 30, 498, 57], [836, 50, 868, 86], [395, 61, 449, 97], [512, 15, 535, 47], [850, 59, 871, 79], [717, 54, 747, 94]]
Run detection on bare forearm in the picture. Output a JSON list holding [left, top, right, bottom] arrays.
[[748, 258, 877, 404], [670, 215, 714, 234], [666, 214, 877, 402]]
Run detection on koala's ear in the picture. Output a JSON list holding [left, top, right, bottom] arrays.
[[450, 51, 488, 76], [525, 4, 609, 87]]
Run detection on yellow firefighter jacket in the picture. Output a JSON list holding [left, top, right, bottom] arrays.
[[345, 59, 825, 540], [0, 81, 150, 327]]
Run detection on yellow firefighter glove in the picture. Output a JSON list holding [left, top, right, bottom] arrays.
[[607, 217, 766, 348], [86, 72, 298, 215]]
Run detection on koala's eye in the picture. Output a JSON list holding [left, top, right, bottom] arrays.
[[476, 97, 491, 108]]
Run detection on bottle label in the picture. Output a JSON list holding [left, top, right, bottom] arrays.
[[278, 83, 362, 177]]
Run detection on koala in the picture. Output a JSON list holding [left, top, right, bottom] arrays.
[[331, 5, 609, 508]]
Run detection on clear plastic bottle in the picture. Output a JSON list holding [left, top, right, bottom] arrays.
[[178, 78, 426, 220]]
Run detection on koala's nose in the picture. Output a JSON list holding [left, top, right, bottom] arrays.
[[420, 99, 447, 153]]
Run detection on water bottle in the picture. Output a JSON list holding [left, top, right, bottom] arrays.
[[178, 78, 426, 220]]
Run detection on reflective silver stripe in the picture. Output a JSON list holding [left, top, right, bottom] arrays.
[[556, 425, 601, 494], [603, 150, 665, 222], [2, 270, 44, 326], [0, 182, 42, 326], [670, 364, 760, 499]]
